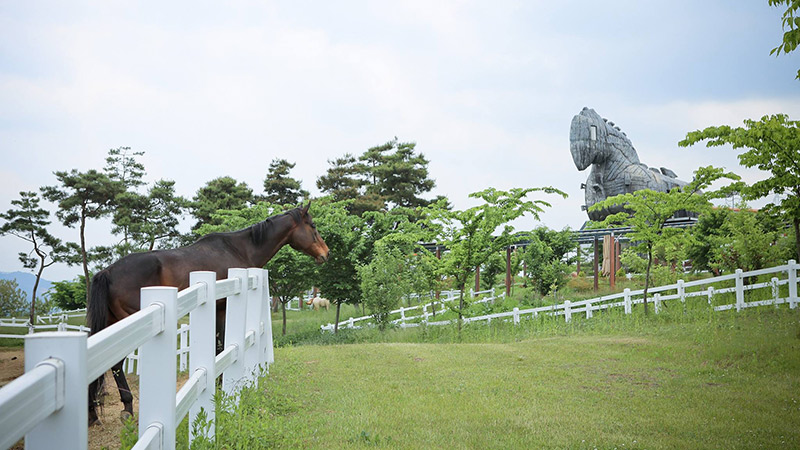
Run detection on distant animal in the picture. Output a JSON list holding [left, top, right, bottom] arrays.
[[306, 297, 330, 311], [570, 107, 688, 221], [86, 204, 329, 426]]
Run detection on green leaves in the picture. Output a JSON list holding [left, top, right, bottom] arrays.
[[680, 113, 800, 259], [769, 0, 800, 78]]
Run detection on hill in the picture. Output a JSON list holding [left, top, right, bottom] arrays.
[[0, 272, 55, 302]]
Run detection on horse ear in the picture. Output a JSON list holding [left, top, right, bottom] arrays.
[[302, 202, 311, 215]]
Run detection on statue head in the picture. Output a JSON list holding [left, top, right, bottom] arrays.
[[570, 107, 639, 171]]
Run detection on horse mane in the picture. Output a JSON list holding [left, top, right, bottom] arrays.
[[250, 207, 303, 246]]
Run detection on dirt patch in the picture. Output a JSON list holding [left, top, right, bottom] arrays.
[[2, 350, 190, 450]]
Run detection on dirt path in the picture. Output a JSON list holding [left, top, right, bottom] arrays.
[[1, 349, 188, 450]]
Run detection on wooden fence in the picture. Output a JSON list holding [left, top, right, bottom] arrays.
[[324, 260, 798, 330], [0, 268, 274, 450]]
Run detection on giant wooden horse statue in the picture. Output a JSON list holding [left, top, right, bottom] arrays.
[[570, 107, 688, 221], [87, 204, 329, 425]]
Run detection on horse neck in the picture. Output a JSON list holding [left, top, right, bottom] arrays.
[[595, 140, 640, 181], [248, 213, 296, 267]]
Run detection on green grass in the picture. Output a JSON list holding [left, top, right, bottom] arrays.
[[201, 306, 800, 449]]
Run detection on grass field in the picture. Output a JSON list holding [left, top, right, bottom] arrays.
[[199, 306, 800, 449], [3, 292, 799, 449]]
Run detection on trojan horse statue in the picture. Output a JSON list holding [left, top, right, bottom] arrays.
[[570, 107, 688, 221]]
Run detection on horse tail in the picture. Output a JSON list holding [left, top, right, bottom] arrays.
[[88, 270, 111, 336], [87, 270, 111, 417]]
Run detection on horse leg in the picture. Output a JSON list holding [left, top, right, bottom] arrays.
[[111, 359, 135, 422], [88, 375, 104, 426]]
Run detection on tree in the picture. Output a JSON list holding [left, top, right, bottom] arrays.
[[479, 251, 506, 291], [316, 154, 382, 216], [769, 0, 800, 79], [424, 187, 566, 329], [191, 176, 254, 231], [46, 276, 87, 311], [311, 199, 368, 332], [262, 159, 309, 207], [104, 147, 147, 250], [358, 243, 413, 330], [42, 169, 123, 303], [0, 279, 28, 317], [687, 208, 730, 273], [679, 114, 800, 261], [0, 191, 63, 322], [523, 227, 574, 296], [590, 166, 739, 314], [134, 180, 189, 251], [367, 138, 435, 209]]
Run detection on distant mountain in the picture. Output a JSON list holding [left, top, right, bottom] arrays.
[[0, 272, 55, 303]]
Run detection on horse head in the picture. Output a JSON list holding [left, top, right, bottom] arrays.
[[570, 107, 640, 171], [289, 203, 330, 264]]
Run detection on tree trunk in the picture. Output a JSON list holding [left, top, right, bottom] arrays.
[[282, 301, 287, 336], [457, 282, 465, 333], [794, 217, 800, 263], [80, 213, 91, 305], [29, 256, 46, 324], [334, 301, 341, 334], [643, 245, 653, 316]]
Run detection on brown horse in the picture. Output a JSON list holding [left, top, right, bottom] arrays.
[[87, 204, 328, 425]]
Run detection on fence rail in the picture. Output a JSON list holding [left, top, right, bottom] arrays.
[[0, 268, 273, 450], [323, 260, 799, 332]]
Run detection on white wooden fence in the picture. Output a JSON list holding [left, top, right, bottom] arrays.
[[0, 268, 274, 450], [324, 260, 798, 331], [320, 288, 504, 332]]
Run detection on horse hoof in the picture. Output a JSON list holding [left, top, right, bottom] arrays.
[[120, 411, 133, 423]]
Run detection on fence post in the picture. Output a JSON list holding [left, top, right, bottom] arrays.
[[513, 307, 520, 325], [423, 305, 429, 323], [564, 300, 572, 323], [138, 286, 178, 450], [260, 269, 274, 366], [585, 300, 593, 319], [771, 277, 780, 308], [624, 288, 631, 315], [400, 307, 406, 324], [707, 286, 715, 306], [788, 260, 797, 309], [654, 293, 661, 314], [348, 317, 354, 329], [223, 268, 248, 396], [179, 324, 189, 372], [24, 331, 88, 450], [244, 268, 264, 379], [677, 279, 685, 304], [189, 271, 217, 442], [735, 269, 744, 312]]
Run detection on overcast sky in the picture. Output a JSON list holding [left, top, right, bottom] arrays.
[[1, 0, 799, 281]]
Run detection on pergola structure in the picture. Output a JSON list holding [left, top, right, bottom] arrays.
[[419, 216, 698, 297]]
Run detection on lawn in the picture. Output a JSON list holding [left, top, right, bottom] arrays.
[[204, 307, 800, 449]]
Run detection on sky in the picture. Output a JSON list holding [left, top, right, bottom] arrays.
[[1, 0, 799, 282]]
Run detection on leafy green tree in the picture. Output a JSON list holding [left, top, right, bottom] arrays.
[[705, 207, 792, 274], [425, 187, 566, 328], [363, 138, 435, 209], [523, 227, 574, 296], [45, 276, 87, 311], [679, 114, 800, 261], [262, 159, 309, 207], [0, 279, 28, 317], [590, 166, 739, 314], [687, 208, 730, 273], [1, 191, 63, 322], [358, 243, 413, 330], [311, 199, 368, 332], [769, 0, 800, 79], [316, 154, 382, 216], [134, 179, 188, 251], [104, 147, 147, 249], [191, 176, 254, 231], [41, 170, 123, 303], [479, 251, 506, 291]]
